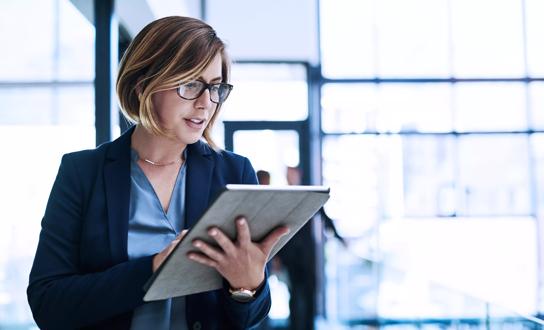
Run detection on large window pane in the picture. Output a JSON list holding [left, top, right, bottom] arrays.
[[320, 0, 450, 78], [375, 0, 450, 78], [451, 0, 525, 77], [377, 84, 452, 132], [57, 0, 94, 80], [320, 0, 375, 78], [56, 86, 95, 125], [322, 135, 400, 239], [322, 135, 378, 238], [532, 133, 544, 217], [526, 0, 544, 77], [0, 0, 55, 81], [0, 85, 94, 125], [321, 84, 376, 133], [220, 63, 307, 121], [457, 135, 530, 216], [0, 87, 55, 124], [322, 83, 452, 133], [454, 83, 527, 132], [529, 82, 544, 130], [324, 134, 532, 218], [0, 0, 93, 82], [403, 136, 455, 217]]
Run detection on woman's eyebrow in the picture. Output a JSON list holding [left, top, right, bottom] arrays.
[[198, 76, 222, 83]]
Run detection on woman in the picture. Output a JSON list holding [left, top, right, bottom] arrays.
[[27, 16, 288, 330]]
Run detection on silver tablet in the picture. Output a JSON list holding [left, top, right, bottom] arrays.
[[143, 184, 330, 301]]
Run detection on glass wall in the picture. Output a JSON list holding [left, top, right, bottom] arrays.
[[0, 0, 95, 327], [320, 0, 543, 324]]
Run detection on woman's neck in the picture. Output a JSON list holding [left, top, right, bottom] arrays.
[[131, 125, 187, 163]]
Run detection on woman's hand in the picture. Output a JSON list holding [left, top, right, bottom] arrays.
[[152, 230, 188, 272], [187, 216, 289, 290]]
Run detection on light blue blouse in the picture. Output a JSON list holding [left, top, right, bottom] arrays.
[[127, 149, 188, 330]]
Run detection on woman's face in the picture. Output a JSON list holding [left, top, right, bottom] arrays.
[[152, 53, 223, 145]]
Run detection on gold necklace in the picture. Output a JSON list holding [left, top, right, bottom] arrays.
[[141, 156, 182, 166]]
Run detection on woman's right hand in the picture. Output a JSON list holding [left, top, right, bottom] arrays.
[[152, 230, 188, 272]]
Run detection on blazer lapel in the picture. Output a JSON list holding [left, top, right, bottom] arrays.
[[185, 141, 214, 228], [104, 127, 133, 263]]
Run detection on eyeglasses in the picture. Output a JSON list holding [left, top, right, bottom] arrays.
[[177, 81, 233, 104]]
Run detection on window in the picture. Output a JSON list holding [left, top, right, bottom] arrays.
[[0, 0, 94, 326], [320, 0, 543, 320], [220, 63, 308, 121]]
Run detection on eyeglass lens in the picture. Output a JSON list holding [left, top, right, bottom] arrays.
[[177, 81, 232, 103]]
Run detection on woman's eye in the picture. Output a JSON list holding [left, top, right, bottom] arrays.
[[185, 82, 199, 90]]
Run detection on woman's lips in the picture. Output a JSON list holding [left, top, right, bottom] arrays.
[[184, 118, 205, 129]]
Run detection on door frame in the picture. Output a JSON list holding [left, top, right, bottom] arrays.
[[224, 120, 311, 185]]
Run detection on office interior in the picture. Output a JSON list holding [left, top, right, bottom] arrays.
[[2, 0, 544, 329]]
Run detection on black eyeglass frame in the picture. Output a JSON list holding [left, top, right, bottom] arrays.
[[176, 81, 234, 104]]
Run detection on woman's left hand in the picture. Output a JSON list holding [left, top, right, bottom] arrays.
[[187, 216, 289, 290]]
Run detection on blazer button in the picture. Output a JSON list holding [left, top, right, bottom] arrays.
[[193, 321, 202, 330]]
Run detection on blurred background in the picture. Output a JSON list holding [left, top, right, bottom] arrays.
[[1, 0, 544, 329]]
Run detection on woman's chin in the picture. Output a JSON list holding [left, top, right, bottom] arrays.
[[174, 133, 203, 145]]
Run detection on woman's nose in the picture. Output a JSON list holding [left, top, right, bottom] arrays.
[[194, 88, 212, 109]]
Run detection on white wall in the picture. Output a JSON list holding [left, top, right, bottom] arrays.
[[206, 0, 319, 63]]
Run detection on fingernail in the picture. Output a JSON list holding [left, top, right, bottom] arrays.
[[209, 229, 217, 236], [238, 218, 246, 225], [193, 241, 201, 247]]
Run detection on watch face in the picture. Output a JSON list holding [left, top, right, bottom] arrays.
[[230, 290, 255, 303]]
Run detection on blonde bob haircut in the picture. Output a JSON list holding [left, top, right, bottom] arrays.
[[116, 16, 230, 150]]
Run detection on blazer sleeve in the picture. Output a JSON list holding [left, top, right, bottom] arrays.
[[27, 154, 153, 329], [217, 156, 273, 329]]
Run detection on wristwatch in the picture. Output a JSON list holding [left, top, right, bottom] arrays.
[[229, 287, 257, 302]]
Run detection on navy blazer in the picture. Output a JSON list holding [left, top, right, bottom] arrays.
[[27, 127, 270, 329]]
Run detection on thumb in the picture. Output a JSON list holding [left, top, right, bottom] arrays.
[[260, 226, 290, 256]]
